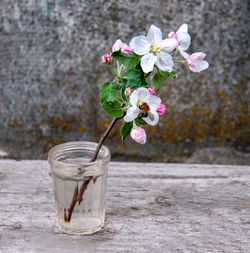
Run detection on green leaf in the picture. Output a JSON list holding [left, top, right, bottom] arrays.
[[140, 73, 148, 86], [112, 51, 140, 68], [152, 70, 177, 91], [135, 117, 147, 126], [121, 88, 127, 101], [166, 70, 177, 80], [136, 64, 148, 86], [102, 100, 123, 118], [124, 69, 141, 80], [100, 82, 117, 104], [120, 121, 133, 140], [116, 80, 127, 90], [123, 68, 148, 89]]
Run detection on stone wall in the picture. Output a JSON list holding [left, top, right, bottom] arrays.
[[0, 0, 249, 161]]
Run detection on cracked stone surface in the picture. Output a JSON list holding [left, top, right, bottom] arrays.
[[0, 1, 249, 161]]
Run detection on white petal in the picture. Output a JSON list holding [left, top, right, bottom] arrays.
[[180, 50, 189, 60], [178, 32, 191, 51], [129, 36, 151, 56], [159, 38, 177, 52], [177, 24, 188, 33], [143, 110, 159, 126], [189, 60, 209, 73], [136, 87, 150, 101], [129, 89, 139, 107], [140, 53, 157, 73], [147, 24, 162, 44], [146, 95, 161, 110], [124, 107, 140, 122], [155, 52, 174, 72]]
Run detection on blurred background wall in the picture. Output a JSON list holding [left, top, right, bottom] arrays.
[[0, 0, 249, 164]]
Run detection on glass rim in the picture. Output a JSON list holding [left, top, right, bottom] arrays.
[[48, 141, 110, 168]]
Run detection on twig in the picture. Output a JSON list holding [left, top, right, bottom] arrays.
[[64, 182, 79, 222], [90, 117, 121, 163], [78, 177, 92, 205], [65, 116, 122, 222]]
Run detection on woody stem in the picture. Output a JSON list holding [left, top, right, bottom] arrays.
[[64, 116, 122, 222]]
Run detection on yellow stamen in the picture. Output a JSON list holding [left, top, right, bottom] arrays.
[[137, 99, 144, 107], [150, 44, 161, 55]]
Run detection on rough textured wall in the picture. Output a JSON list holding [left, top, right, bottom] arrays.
[[0, 0, 249, 161]]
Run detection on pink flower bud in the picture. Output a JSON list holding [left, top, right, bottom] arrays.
[[112, 39, 132, 55], [101, 53, 111, 63], [130, 127, 146, 144], [125, 87, 133, 96], [121, 44, 133, 55], [157, 103, 166, 116], [148, 88, 155, 95]]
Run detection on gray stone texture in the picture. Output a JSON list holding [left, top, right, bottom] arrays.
[[0, 0, 249, 161]]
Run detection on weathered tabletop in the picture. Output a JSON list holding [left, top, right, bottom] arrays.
[[0, 160, 250, 253]]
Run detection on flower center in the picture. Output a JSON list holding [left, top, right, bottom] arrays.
[[150, 44, 161, 55]]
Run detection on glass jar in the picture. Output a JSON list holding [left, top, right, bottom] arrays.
[[48, 141, 110, 235]]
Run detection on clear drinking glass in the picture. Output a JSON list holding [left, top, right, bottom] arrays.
[[48, 141, 110, 235]]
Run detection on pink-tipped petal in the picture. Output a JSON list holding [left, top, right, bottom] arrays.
[[169, 24, 191, 51], [189, 60, 209, 73], [168, 31, 177, 39], [186, 52, 209, 72], [189, 52, 206, 61], [112, 39, 123, 52], [121, 44, 133, 54]]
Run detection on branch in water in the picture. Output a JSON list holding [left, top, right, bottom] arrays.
[[65, 116, 123, 222]]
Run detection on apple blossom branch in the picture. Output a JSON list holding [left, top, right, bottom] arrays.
[[64, 23, 209, 222]]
